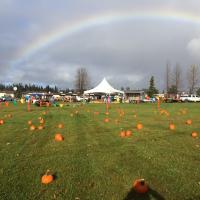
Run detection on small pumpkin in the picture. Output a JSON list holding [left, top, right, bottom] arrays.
[[126, 130, 132, 137], [191, 132, 198, 138], [133, 179, 148, 194], [169, 123, 175, 130], [42, 111, 47, 115], [0, 119, 4, 125], [55, 133, 64, 141], [30, 125, 36, 131], [104, 118, 109, 123], [38, 125, 44, 130], [137, 123, 143, 130], [39, 119, 45, 124], [186, 119, 192, 125], [58, 123, 64, 129], [41, 170, 54, 184], [120, 130, 126, 137], [28, 120, 32, 125]]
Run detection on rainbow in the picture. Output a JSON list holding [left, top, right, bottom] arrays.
[[15, 10, 200, 64]]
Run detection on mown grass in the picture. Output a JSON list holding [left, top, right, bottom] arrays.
[[0, 102, 200, 200]]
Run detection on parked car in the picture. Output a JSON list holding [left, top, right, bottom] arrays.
[[35, 99, 51, 106], [187, 95, 200, 102], [180, 95, 189, 102], [2, 96, 14, 101], [142, 98, 154, 103]]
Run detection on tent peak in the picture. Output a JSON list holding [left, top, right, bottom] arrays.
[[84, 78, 124, 95]]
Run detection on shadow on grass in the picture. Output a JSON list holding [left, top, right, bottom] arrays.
[[124, 187, 165, 200], [52, 172, 58, 181]]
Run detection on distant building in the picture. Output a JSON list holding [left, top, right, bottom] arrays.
[[0, 91, 15, 98], [124, 90, 145, 103]]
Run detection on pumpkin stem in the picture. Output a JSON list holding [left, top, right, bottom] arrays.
[[140, 179, 145, 185]]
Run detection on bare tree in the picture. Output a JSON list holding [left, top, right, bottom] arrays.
[[173, 63, 182, 93], [187, 64, 199, 94], [75, 68, 89, 94], [166, 61, 171, 95]]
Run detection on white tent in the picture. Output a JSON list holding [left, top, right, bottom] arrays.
[[84, 78, 124, 95]]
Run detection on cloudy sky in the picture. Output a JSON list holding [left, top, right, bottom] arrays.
[[0, 0, 200, 91]]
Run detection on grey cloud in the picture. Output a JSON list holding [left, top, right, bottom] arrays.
[[0, 0, 200, 91]]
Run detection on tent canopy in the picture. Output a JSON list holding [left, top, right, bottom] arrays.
[[84, 78, 124, 95]]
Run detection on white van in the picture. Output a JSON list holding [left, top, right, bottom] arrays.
[[187, 95, 200, 102]]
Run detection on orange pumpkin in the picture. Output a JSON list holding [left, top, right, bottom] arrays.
[[41, 170, 54, 184], [191, 132, 198, 138], [126, 130, 132, 137], [137, 123, 143, 130], [40, 119, 45, 124], [94, 111, 99, 115], [58, 123, 64, 129], [28, 120, 32, 125], [120, 130, 126, 137], [30, 125, 36, 131], [38, 125, 44, 130], [104, 118, 109, 123], [133, 179, 148, 194], [42, 111, 47, 115], [55, 133, 64, 141], [186, 119, 192, 125], [0, 119, 4, 125], [169, 123, 175, 130]]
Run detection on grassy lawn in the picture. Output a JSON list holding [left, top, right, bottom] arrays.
[[0, 102, 200, 200]]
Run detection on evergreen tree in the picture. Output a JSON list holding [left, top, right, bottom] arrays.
[[147, 76, 158, 97]]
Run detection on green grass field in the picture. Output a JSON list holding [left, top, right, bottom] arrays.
[[0, 102, 200, 200]]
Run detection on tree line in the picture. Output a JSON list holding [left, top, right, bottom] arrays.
[[0, 83, 60, 98], [166, 63, 200, 95]]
